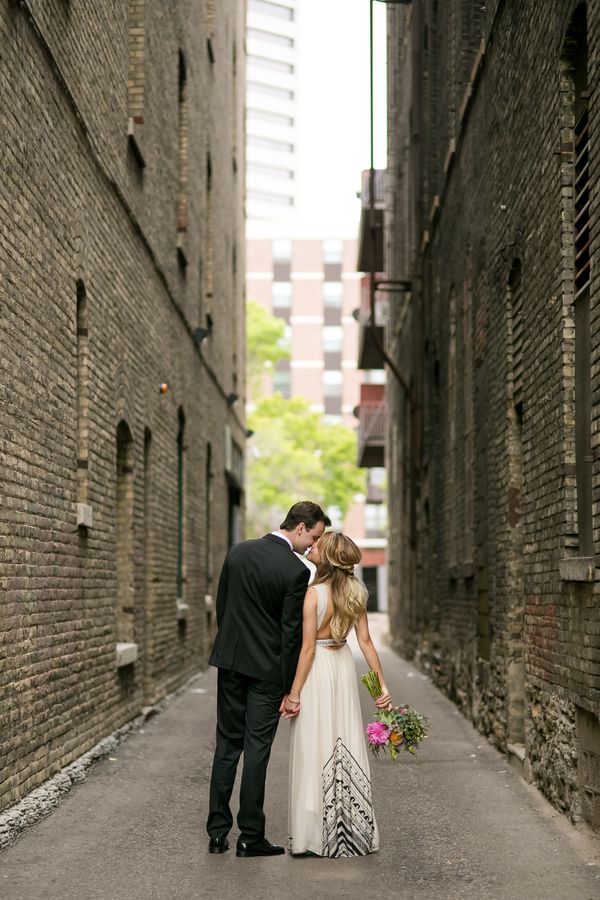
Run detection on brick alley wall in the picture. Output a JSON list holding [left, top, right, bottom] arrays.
[[387, 0, 600, 827], [0, 1, 245, 812]]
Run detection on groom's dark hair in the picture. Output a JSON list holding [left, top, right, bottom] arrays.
[[280, 501, 331, 531]]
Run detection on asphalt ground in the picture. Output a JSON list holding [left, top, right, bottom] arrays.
[[1, 615, 599, 900]]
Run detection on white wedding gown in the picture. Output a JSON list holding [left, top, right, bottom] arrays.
[[288, 582, 379, 857]]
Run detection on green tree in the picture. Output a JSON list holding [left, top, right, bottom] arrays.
[[246, 395, 365, 537], [246, 299, 290, 401]]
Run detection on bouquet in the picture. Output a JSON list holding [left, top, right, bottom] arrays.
[[361, 670, 428, 761]]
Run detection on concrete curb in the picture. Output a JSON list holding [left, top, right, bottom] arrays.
[[0, 669, 206, 852]]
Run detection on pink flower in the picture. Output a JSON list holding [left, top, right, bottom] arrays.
[[366, 722, 391, 745]]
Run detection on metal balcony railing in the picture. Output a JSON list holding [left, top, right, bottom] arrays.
[[360, 169, 385, 209], [358, 275, 388, 326], [357, 399, 386, 468], [356, 276, 387, 369]]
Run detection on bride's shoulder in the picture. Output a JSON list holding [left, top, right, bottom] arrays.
[[311, 582, 332, 607], [302, 585, 319, 609]]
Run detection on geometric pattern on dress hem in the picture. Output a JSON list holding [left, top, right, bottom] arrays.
[[321, 737, 376, 858]]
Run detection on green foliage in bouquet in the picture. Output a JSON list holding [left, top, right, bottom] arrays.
[[361, 670, 428, 762]]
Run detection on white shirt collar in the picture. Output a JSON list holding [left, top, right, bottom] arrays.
[[270, 530, 293, 550], [295, 553, 316, 584]]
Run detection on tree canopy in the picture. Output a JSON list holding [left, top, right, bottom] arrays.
[[246, 395, 365, 537], [246, 299, 290, 402]]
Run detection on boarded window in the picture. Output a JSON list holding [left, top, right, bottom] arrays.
[[127, 0, 145, 125]]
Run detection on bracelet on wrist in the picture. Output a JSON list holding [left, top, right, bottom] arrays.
[[288, 695, 300, 703]]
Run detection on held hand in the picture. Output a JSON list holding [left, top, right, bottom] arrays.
[[280, 694, 301, 719], [375, 688, 392, 710]]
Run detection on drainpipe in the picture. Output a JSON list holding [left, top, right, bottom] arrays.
[[369, 0, 412, 399]]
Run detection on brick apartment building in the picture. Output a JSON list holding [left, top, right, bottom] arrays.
[[384, 0, 600, 828], [246, 237, 388, 609], [0, 1, 245, 813]]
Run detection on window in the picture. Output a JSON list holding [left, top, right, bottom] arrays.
[[177, 409, 186, 603], [272, 239, 292, 261], [127, 0, 145, 126], [247, 55, 294, 74], [446, 288, 457, 568], [247, 189, 294, 206], [177, 52, 189, 235], [247, 108, 294, 127], [205, 154, 214, 312], [248, 81, 294, 100], [323, 239, 343, 264], [323, 370, 343, 396], [364, 369, 386, 385], [323, 326, 343, 353], [463, 278, 475, 565], [367, 468, 386, 503], [232, 42, 237, 163], [365, 503, 387, 535], [370, 468, 386, 489], [323, 282, 343, 308], [571, 8, 592, 544], [247, 28, 294, 48], [274, 369, 291, 397], [248, 161, 294, 180], [324, 399, 342, 417], [143, 428, 153, 644], [116, 420, 134, 645], [249, 0, 294, 21], [248, 135, 294, 153], [272, 282, 292, 308], [562, 2, 592, 556], [76, 281, 89, 508], [324, 262, 342, 282]]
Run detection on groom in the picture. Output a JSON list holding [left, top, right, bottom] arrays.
[[206, 501, 331, 858]]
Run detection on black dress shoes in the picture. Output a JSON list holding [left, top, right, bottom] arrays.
[[236, 838, 285, 858], [208, 835, 229, 854]]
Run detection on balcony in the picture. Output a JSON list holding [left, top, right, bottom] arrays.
[[357, 169, 385, 274], [357, 383, 385, 468], [355, 275, 387, 369]]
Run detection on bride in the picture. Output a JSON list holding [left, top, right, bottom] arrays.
[[281, 532, 391, 858]]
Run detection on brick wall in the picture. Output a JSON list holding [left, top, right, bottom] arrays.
[[0, 0, 245, 811], [387, 0, 600, 825]]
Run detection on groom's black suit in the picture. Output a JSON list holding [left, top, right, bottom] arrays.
[[207, 533, 310, 844]]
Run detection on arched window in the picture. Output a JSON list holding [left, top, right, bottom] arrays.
[[116, 421, 135, 644], [177, 51, 189, 237], [177, 409, 186, 603], [76, 280, 89, 509]]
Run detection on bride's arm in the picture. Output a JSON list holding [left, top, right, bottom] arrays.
[[281, 587, 318, 717], [355, 612, 392, 709]]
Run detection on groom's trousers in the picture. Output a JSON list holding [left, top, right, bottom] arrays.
[[207, 668, 282, 844]]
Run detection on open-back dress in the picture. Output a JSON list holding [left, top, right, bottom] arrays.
[[288, 581, 379, 858]]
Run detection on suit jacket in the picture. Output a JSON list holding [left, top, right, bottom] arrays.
[[208, 533, 310, 693]]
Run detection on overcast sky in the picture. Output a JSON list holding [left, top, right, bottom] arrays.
[[256, 0, 387, 239]]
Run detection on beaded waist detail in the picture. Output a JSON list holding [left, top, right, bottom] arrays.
[[316, 638, 346, 646]]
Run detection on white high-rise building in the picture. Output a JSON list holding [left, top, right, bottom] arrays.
[[245, 0, 388, 610], [246, 0, 298, 224]]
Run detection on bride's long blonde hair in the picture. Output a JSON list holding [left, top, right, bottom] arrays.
[[313, 532, 368, 644]]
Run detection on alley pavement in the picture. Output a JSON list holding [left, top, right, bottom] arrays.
[[1, 615, 599, 900]]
